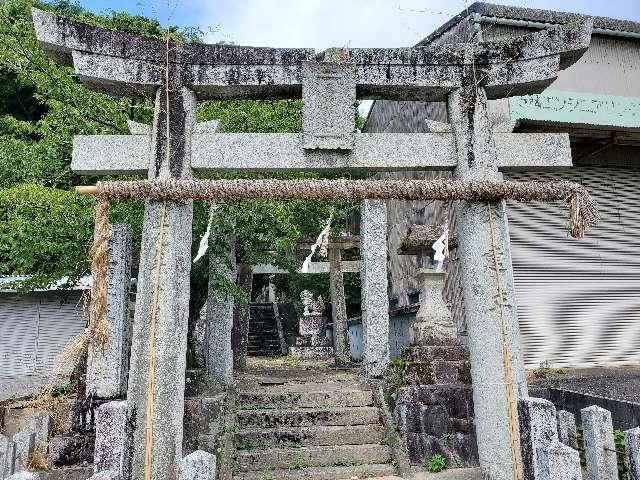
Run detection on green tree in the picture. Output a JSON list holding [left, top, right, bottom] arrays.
[[0, 0, 360, 313]]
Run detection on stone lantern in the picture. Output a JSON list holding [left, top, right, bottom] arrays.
[[398, 224, 458, 345], [289, 290, 334, 359]]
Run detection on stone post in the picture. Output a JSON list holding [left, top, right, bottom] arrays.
[[557, 410, 578, 450], [205, 236, 236, 385], [448, 76, 528, 480], [1, 434, 15, 479], [126, 86, 198, 480], [87, 224, 133, 399], [94, 401, 130, 479], [328, 247, 350, 365], [360, 200, 389, 377], [12, 432, 33, 473], [624, 427, 640, 480], [518, 397, 581, 480], [232, 264, 253, 371], [178, 451, 215, 480], [581, 405, 618, 480]]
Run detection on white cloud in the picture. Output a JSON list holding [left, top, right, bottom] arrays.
[[188, 0, 639, 51], [197, 0, 462, 50]]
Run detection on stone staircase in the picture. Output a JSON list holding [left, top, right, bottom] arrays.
[[231, 365, 396, 479], [247, 303, 283, 357]]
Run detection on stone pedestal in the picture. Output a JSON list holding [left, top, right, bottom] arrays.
[[289, 315, 334, 359], [412, 269, 457, 345]]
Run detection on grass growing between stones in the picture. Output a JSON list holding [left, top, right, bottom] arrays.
[[288, 452, 306, 470], [26, 443, 48, 471], [425, 453, 446, 473]]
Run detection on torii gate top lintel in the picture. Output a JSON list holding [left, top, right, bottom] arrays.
[[32, 7, 592, 102]]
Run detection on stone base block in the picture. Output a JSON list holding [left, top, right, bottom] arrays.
[[178, 450, 216, 480], [294, 334, 331, 348], [393, 385, 477, 468], [289, 346, 334, 360], [183, 394, 225, 456], [299, 315, 326, 337], [48, 434, 95, 468], [7, 472, 40, 480], [406, 431, 477, 468]]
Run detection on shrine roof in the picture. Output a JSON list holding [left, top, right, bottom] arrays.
[[397, 224, 458, 255], [419, 2, 640, 46]]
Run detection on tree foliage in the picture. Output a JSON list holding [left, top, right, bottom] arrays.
[[0, 0, 360, 312]]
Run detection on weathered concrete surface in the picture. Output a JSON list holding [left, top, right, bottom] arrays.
[[581, 405, 618, 480], [182, 394, 225, 456], [237, 388, 373, 410], [519, 397, 581, 480], [235, 444, 392, 471], [12, 431, 34, 473], [94, 401, 130, 477], [86, 472, 118, 480], [32, 8, 314, 99], [234, 424, 384, 448], [448, 82, 528, 480], [393, 385, 476, 468], [557, 410, 578, 449], [6, 472, 40, 480], [1, 434, 15, 479], [360, 200, 390, 377], [412, 269, 457, 344], [125, 86, 197, 480], [27, 412, 52, 446], [87, 224, 133, 399], [234, 463, 395, 480], [48, 433, 95, 468], [237, 406, 380, 429], [231, 264, 252, 371], [0, 377, 54, 404], [625, 427, 640, 480], [302, 60, 355, 150], [205, 234, 236, 385], [328, 248, 350, 366], [72, 132, 571, 175], [178, 450, 215, 480]]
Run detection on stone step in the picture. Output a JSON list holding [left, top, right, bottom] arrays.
[[233, 463, 396, 480], [242, 380, 361, 391], [237, 388, 374, 410], [409, 344, 469, 361], [38, 467, 94, 480], [237, 407, 381, 429], [234, 424, 386, 449], [235, 444, 393, 471]]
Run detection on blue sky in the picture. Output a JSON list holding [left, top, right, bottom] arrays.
[[75, 0, 640, 50]]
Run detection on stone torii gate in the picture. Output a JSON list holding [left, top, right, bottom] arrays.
[[33, 8, 592, 480]]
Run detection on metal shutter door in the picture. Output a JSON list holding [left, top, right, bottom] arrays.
[[35, 293, 85, 373], [506, 167, 640, 369], [0, 295, 38, 377]]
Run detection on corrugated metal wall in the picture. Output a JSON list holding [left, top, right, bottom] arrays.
[[0, 292, 86, 377], [506, 167, 640, 368]]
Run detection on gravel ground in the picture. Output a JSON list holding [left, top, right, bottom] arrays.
[[529, 366, 640, 403]]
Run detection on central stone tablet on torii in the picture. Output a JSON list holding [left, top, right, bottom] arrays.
[[32, 8, 592, 480]]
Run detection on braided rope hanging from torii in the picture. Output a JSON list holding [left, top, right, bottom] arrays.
[[81, 177, 599, 238], [83, 176, 599, 351]]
